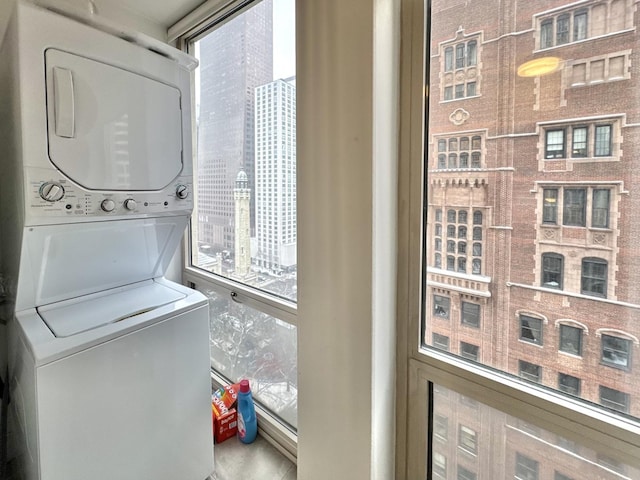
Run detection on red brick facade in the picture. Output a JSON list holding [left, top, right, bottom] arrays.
[[426, 0, 640, 476]]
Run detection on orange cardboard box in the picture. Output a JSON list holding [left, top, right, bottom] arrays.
[[213, 407, 237, 444]]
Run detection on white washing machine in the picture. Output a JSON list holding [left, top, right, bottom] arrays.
[[0, 2, 214, 479]]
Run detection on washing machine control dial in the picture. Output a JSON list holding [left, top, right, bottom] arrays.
[[176, 184, 189, 199], [124, 199, 137, 211], [101, 199, 116, 212], [39, 182, 65, 202]]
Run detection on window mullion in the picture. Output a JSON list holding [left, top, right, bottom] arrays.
[[184, 267, 297, 326], [412, 356, 640, 466]]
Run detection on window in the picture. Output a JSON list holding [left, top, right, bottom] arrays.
[[541, 185, 612, 229], [434, 295, 450, 318], [592, 189, 610, 228], [433, 452, 447, 477], [467, 41, 477, 66], [471, 259, 481, 274], [444, 86, 453, 100], [556, 14, 570, 45], [558, 373, 581, 396], [434, 414, 448, 440], [415, 0, 640, 478], [515, 453, 539, 480], [186, 0, 297, 435], [571, 127, 587, 157], [519, 360, 542, 383], [520, 316, 543, 345], [456, 44, 465, 69], [435, 134, 483, 169], [460, 342, 479, 361], [447, 209, 456, 223], [537, 2, 629, 50], [433, 332, 450, 351], [467, 82, 476, 97], [458, 466, 477, 480], [441, 38, 481, 100], [581, 257, 607, 297], [461, 302, 480, 328], [458, 425, 477, 454], [447, 256, 455, 271], [554, 472, 573, 480], [599, 386, 630, 413], [457, 257, 466, 273], [543, 188, 558, 223], [542, 122, 619, 160], [573, 10, 587, 41], [601, 334, 631, 369], [545, 129, 565, 158], [444, 47, 453, 71], [594, 125, 612, 156], [541, 253, 563, 289], [559, 325, 582, 355], [540, 20, 553, 49], [563, 189, 586, 226]]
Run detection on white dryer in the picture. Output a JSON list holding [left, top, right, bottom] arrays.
[[0, 2, 214, 479]]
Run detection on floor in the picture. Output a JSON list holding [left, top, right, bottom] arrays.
[[213, 435, 297, 480], [4, 433, 296, 480]]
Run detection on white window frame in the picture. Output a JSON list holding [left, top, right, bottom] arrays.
[[397, 0, 640, 478], [174, 0, 298, 461]]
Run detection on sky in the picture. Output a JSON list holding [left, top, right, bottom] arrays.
[[272, 0, 296, 80]]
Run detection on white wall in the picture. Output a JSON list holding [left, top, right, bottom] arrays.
[[0, 0, 167, 44], [297, 0, 400, 478]]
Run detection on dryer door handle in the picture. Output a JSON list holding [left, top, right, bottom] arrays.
[[52, 67, 75, 138]]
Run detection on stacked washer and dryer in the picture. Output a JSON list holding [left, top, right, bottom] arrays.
[[0, 2, 214, 479]]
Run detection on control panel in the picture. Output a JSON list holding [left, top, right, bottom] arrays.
[[26, 168, 194, 222]]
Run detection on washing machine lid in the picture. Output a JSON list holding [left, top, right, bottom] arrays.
[[45, 48, 183, 191], [38, 281, 186, 338]]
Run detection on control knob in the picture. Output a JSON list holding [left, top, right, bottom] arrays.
[[39, 182, 65, 202], [124, 199, 137, 211], [101, 199, 116, 212], [176, 184, 189, 199]]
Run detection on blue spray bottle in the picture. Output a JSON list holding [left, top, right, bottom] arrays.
[[237, 379, 257, 444]]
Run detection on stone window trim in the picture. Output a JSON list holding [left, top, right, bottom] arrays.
[[555, 319, 589, 334], [535, 183, 619, 231], [538, 119, 621, 162], [595, 328, 639, 346], [533, 0, 634, 52], [432, 132, 484, 170], [565, 50, 632, 88], [439, 30, 483, 102]]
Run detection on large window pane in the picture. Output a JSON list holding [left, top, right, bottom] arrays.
[[192, 0, 297, 302], [431, 385, 640, 479], [199, 288, 297, 428], [424, 0, 640, 423]]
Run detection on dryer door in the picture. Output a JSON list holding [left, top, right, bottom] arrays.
[[45, 49, 183, 191]]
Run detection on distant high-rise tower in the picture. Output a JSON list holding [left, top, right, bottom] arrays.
[[234, 170, 251, 277], [255, 77, 297, 274], [196, 1, 273, 252]]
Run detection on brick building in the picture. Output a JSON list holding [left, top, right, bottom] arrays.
[[425, 0, 640, 476]]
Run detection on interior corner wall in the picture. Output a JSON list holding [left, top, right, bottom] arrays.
[[297, 0, 399, 478]]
